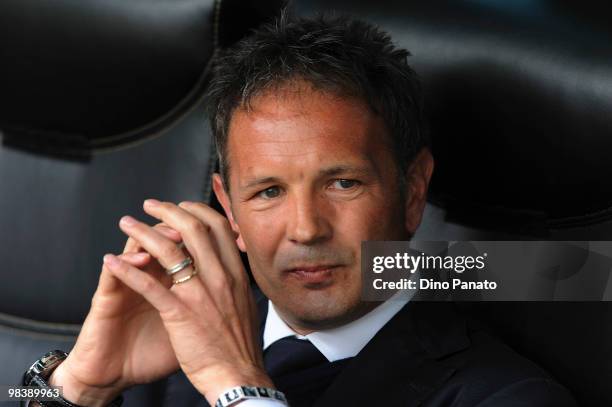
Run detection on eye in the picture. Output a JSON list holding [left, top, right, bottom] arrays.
[[256, 186, 281, 199], [331, 179, 360, 190]]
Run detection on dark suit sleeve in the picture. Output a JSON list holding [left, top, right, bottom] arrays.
[[474, 378, 578, 407]]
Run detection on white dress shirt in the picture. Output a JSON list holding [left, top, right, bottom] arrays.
[[240, 289, 414, 406]]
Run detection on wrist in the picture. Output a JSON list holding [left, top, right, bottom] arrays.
[[214, 386, 287, 407], [49, 363, 124, 407], [193, 365, 275, 406]]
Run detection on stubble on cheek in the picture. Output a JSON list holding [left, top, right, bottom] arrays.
[[271, 265, 367, 328]]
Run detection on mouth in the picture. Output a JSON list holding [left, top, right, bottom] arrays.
[[285, 265, 341, 285]]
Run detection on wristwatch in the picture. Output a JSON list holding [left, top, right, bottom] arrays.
[[23, 350, 123, 407], [215, 386, 288, 407]]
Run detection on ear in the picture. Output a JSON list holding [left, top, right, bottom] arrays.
[[404, 148, 435, 236], [212, 173, 247, 252]]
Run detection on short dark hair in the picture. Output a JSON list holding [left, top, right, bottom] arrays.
[[205, 11, 428, 192]]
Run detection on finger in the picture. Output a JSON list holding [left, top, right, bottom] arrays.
[[124, 223, 182, 254], [120, 216, 194, 288], [118, 216, 197, 280], [103, 253, 183, 318], [165, 201, 257, 354], [141, 199, 254, 348], [141, 200, 228, 286], [118, 252, 175, 288], [177, 201, 245, 279], [99, 224, 180, 293], [142, 201, 261, 366], [128, 225, 186, 276], [98, 223, 167, 292], [118, 252, 172, 290], [119, 251, 151, 266], [97, 253, 149, 293], [97, 251, 159, 294], [123, 223, 186, 289]]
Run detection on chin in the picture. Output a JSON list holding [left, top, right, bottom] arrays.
[[279, 289, 370, 330]]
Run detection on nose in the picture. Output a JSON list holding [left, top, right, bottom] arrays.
[[286, 190, 332, 245]]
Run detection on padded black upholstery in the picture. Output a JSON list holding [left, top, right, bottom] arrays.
[[1, 0, 611, 406], [294, 1, 612, 406], [0, 0, 283, 404], [0, 0, 285, 157]]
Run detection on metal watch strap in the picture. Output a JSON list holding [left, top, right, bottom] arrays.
[[24, 351, 69, 386], [215, 386, 288, 407], [28, 374, 123, 407], [24, 350, 123, 407]]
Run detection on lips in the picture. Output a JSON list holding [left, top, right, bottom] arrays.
[[286, 265, 340, 284]]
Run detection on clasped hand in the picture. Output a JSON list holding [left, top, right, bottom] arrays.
[[52, 199, 272, 407]]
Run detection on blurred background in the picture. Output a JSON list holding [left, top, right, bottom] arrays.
[[0, 1, 611, 405]]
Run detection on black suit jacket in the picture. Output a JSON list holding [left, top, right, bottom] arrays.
[[159, 290, 577, 407]]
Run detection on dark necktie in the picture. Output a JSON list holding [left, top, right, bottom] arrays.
[[263, 336, 352, 407], [264, 336, 328, 377]]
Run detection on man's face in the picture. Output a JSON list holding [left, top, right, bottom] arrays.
[[213, 82, 431, 332]]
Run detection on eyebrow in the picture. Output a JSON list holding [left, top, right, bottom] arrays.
[[318, 164, 373, 178], [242, 176, 281, 190], [240, 165, 374, 190]]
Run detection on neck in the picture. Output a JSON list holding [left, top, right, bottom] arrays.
[[276, 301, 382, 336]]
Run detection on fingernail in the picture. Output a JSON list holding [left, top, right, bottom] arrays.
[[144, 199, 160, 207], [120, 216, 136, 226], [103, 254, 120, 267]]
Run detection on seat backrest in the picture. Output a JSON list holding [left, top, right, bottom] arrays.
[[294, 1, 612, 405], [0, 0, 284, 400]]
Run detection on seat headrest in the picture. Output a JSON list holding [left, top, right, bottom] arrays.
[[0, 0, 285, 159], [297, 0, 612, 228]]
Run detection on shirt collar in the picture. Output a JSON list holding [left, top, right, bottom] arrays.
[[263, 288, 414, 362]]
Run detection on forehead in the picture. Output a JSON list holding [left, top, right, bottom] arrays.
[[225, 83, 393, 184]]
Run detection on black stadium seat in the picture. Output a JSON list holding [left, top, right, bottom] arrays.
[[0, 0, 283, 405], [294, 1, 612, 406], [1, 1, 611, 406]]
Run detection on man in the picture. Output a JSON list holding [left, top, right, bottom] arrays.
[[25, 13, 577, 407]]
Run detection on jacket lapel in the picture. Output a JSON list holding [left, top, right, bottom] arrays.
[[254, 285, 269, 349], [313, 302, 471, 407], [254, 285, 471, 407]]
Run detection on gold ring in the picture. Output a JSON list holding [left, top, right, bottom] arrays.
[[172, 268, 199, 285]]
